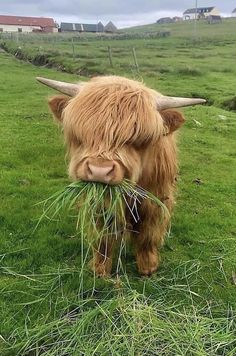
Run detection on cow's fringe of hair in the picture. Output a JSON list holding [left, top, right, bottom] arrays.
[[62, 76, 179, 198], [63, 76, 165, 153]]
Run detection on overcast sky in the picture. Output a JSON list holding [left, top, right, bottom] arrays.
[[0, 1, 235, 28]]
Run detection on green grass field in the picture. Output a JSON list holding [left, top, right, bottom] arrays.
[[0, 20, 236, 355], [1, 18, 236, 108]]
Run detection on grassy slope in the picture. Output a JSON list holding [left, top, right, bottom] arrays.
[[123, 17, 236, 38], [2, 19, 236, 108], [0, 27, 235, 354]]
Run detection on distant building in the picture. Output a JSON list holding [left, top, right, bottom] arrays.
[[207, 15, 222, 24], [157, 17, 182, 24], [183, 7, 220, 20], [156, 17, 174, 24], [104, 21, 117, 33], [0, 15, 57, 33], [232, 8, 236, 17], [173, 16, 182, 22], [60, 22, 104, 33]]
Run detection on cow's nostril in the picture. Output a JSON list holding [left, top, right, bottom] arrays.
[[87, 163, 114, 182], [87, 164, 93, 176]]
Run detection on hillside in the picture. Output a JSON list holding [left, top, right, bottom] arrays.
[[122, 17, 236, 39]]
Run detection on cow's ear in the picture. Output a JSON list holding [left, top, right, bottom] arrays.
[[160, 109, 185, 135], [48, 95, 70, 122]]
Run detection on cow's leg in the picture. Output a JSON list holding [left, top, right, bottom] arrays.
[[90, 236, 115, 277], [135, 229, 161, 276], [134, 201, 171, 276]]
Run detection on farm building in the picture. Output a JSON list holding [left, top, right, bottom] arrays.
[[104, 21, 117, 33], [0, 15, 57, 33], [60, 21, 117, 33], [232, 8, 236, 17], [173, 16, 182, 22], [60, 22, 105, 33], [157, 17, 182, 24], [183, 7, 220, 20], [156, 17, 174, 24], [207, 15, 222, 24]]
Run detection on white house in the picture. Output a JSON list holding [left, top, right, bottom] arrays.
[[232, 8, 236, 17], [0, 15, 58, 33], [183, 7, 220, 20]]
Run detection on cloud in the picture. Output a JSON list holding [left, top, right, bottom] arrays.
[[1, 0, 235, 28]]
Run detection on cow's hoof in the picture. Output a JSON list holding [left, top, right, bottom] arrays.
[[95, 264, 111, 278], [89, 258, 111, 278], [140, 266, 158, 277], [136, 250, 160, 276]]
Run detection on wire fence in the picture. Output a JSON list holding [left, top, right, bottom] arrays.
[[0, 30, 171, 43]]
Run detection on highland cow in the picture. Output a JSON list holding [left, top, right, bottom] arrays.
[[37, 76, 205, 277]]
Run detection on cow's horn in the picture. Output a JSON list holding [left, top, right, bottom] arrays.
[[36, 77, 80, 96], [156, 96, 206, 110]]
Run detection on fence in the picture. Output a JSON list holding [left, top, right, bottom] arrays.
[[0, 31, 170, 43]]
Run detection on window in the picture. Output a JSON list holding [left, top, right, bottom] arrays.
[[18, 28, 22, 33]]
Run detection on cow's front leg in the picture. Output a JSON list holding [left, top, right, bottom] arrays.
[[136, 245, 160, 276], [90, 236, 114, 277], [134, 203, 170, 276]]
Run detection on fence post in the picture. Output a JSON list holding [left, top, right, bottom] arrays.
[[72, 37, 75, 61], [132, 47, 139, 72], [108, 46, 113, 67]]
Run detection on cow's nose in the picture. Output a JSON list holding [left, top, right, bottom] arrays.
[[87, 163, 114, 183]]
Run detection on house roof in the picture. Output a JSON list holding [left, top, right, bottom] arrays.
[[183, 7, 214, 14], [156, 17, 173, 23], [157, 17, 172, 21], [0, 15, 55, 27], [61, 22, 104, 32], [104, 21, 117, 32], [232, 8, 236, 13]]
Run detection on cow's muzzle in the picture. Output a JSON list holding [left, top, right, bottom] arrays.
[[82, 159, 124, 185]]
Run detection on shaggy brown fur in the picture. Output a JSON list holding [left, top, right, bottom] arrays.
[[48, 76, 185, 277]]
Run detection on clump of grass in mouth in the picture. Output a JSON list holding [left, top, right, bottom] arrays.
[[36, 180, 169, 240]]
